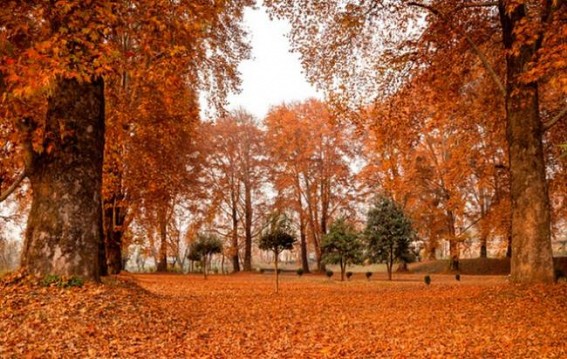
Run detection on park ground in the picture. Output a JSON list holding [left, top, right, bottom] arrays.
[[1, 271, 566, 358]]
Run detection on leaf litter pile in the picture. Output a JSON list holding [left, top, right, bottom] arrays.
[[1, 272, 566, 357]]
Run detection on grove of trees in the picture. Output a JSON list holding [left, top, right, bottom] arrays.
[[0, 1, 565, 284]]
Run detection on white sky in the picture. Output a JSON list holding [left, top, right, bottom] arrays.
[[226, 7, 321, 119]]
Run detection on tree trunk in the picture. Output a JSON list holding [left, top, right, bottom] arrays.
[[243, 182, 253, 271], [231, 191, 240, 273], [299, 214, 310, 273], [499, 2, 554, 283], [21, 77, 105, 280], [274, 251, 279, 293], [104, 195, 126, 274], [340, 257, 345, 281], [480, 236, 488, 259], [156, 210, 168, 272], [449, 240, 460, 272]]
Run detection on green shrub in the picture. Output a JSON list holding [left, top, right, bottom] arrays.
[[365, 271, 372, 280], [424, 275, 431, 286], [455, 273, 461, 281], [41, 275, 84, 288], [64, 276, 84, 288], [346, 271, 353, 280], [296, 268, 304, 277], [325, 269, 334, 279], [41, 274, 61, 287]]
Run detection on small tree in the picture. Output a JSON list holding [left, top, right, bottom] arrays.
[[188, 234, 223, 279], [259, 213, 296, 292], [321, 218, 363, 281], [365, 196, 415, 281]]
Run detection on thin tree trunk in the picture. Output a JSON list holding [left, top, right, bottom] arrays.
[[274, 250, 279, 293], [243, 181, 253, 271], [299, 213, 310, 273], [231, 190, 240, 273], [104, 195, 126, 274], [480, 236, 488, 259], [156, 210, 168, 272], [499, 1, 554, 283], [21, 77, 105, 280]]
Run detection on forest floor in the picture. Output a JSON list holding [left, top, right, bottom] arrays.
[[1, 272, 566, 358]]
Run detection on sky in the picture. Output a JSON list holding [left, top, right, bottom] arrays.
[[225, 7, 321, 119]]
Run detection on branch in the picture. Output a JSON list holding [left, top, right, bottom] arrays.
[[543, 104, 567, 131], [407, 1, 506, 97], [0, 169, 26, 203], [455, 2, 498, 10]]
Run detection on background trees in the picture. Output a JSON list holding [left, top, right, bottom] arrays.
[[265, 0, 566, 283]]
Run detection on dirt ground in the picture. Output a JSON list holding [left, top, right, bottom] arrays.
[[1, 272, 566, 358]]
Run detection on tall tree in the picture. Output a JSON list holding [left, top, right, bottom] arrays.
[[265, 100, 356, 272], [266, 0, 566, 283], [0, 1, 253, 279], [202, 111, 264, 272]]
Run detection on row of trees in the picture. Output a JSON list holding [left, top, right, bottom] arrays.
[[322, 197, 415, 282], [0, 1, 564, 283], [267, 0, 566, 283]]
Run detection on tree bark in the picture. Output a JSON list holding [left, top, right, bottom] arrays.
[[299, 213, 310, 273], [156, 209, 168, 272], [21, 77, 105, 280], [103, 194, 126, 274], [243, 180, 253, 271], [480, 236, 488, 259], [499, 2, 554, 283]]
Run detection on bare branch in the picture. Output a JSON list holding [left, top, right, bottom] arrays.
[[0, 170, 26, 203], [543, 104, 567, 131], [407, 1, 506, 97]]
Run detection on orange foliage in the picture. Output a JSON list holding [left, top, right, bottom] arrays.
[[1, 273, 566, 357]]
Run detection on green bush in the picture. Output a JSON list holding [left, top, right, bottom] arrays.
[[455, 273, 461, 281], [41, 275, 84, 288], [296, 268, 304, 276], [325, 269, 334, 279], [424, 275, 431, 286], [346, 271, 353, 280], [41, 274, 61, 287], [365, 271, 372, 280]]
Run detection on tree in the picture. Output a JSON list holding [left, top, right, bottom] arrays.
[[0, 1, 253, 279], [265, 0, 565, 283], [201, 111, 265, 273], [365, 196, 415, 281], [258, 213, 297, 292], [189, 234, 223, 279], [321, 218, 363, 281], [264, 100, 357, 272]]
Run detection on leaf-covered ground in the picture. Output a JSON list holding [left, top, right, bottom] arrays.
[[1, 272, 566, 358]]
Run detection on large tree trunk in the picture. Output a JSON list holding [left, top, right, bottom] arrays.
[[243, 181, 253, 271], [21, 77, 105, 280], [499, 2, 554, 283]]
